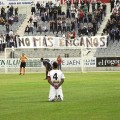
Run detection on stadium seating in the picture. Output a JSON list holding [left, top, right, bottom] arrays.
[[0, 1, 120, 59]]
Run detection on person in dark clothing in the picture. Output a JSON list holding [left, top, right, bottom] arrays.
[[82, 26, 88, 35], [86, 0, 90, 12], [91, 0, 96, 12], [115, 28, 120, 41], [74, 0, 78, 9], [15, 7, 18, 16], [78, 26, 83, 37], [102, 2, 107, 16], [41, 58, 52, 80], [9, 5, 14, 17], [110, 0, 115, 12], [5, 22, 10, 33], [36, 1, 40, 11], [110, 28, 115, 41], [81, 0, 85, 9], [97, 0, 101, 10], [25, 25, 30, 34], [31, 1, 36, 15]]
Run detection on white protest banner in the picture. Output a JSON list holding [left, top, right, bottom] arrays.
[[17, 36, 60, 48], [65, 36, 108, 48], [0, 57, 96, 68], [16, 36, 107, 48]]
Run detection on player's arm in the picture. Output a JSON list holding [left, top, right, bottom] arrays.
[[57, 78, 64, 88], [48, 76, 55, 87], [25, 56, 28, 60], [57, 72, 65, 88]]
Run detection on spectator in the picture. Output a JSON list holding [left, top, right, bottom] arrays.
[[110, 28, 115, 41], [82, 26, 88, 35], [9, 30, 14, 37], [102, 2, 107, 16], [97, 0, 101, 10], [115, 28, 120, 41], [0, 34, 5, 51], [66, 8, 71, 18], [5, 22, 10, 33], [88, 24, 93, 36], [66, 0, 71, 8], [78, 26, 83, 37], [31, 1, 36, 15], [110, 0, 115, 12], [15, 7, 18, 16], [0, 17, 5, 25], [71, 5, 75, 18], [36, 24, 42, 34], [1, 7, 5, 17], [66, 19, 71, 32], [57, 19, 62, 34], [29, 22, 34, 34], [29, 16, 33, 23], [81, 0, 85, 9], [33, 15, 38, 28], [25, 25, 30, 34], [86, 0, 90, 12], [62, 20, 67, 33], [58, 5, 62, 15], [42, 24, 48, 34], [5, 6, 10, 20], [36, 1, 40, 11], [57, 55, 62, 70], [9, 36, 14, 48], [14, 15, 18, 22], [79, 10, 84, 24], [9, 5, 14, 17], [91, 0, 96, 12], [6, 34, 10, 47]]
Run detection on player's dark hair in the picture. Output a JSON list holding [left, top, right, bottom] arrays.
[[41, 58, 43, 61], [53, 62, 58, 69]]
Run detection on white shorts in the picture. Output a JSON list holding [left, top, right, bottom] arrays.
[[48, 85, 63, 101]]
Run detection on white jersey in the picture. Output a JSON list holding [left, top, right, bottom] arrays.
[[48, 69, 65, 101], [48, 70, 65, 86]]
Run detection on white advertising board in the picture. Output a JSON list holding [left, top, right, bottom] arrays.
[[0, 57, 96, 68]]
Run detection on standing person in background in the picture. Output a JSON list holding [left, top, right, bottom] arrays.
[[57, 55, 62, 70], [31, 1, 36, 15], [110, 0, 115, 12], [19, 53, 28, 75], [41, 58, 52, 80]]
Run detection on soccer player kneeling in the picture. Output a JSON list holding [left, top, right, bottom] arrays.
[[48, 62, 65, 102]]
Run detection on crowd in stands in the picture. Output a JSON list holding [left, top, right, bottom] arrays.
[[102, 0, 120, 41], [0, 0, 120, 52], [0, 6, 18, 25], [0, 5, 24, 51], [24, 0, 107, 38]]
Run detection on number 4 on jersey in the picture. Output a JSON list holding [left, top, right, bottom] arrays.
[[53, 73, 58, 80]]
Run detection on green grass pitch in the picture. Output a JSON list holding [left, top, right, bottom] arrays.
[[0, 72, 120, 120]]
